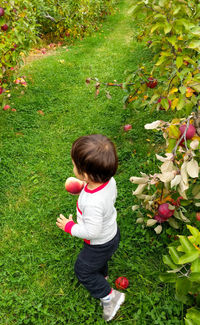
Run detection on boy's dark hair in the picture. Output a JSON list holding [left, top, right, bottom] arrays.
[[71, 134, 118, 183]]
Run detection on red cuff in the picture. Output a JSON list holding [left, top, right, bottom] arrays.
[[64, 221, 76, 235]]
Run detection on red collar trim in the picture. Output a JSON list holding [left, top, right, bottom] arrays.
[[84, 180, 110, 194]]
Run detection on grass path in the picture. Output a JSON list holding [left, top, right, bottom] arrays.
[[0, 0, 184, 324]]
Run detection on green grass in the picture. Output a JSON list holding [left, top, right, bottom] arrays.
[[0, 0, 184, 324]]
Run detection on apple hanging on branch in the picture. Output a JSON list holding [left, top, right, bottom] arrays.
[[0, 7, 4, 16]]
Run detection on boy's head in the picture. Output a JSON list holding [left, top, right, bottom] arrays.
[[71, 134, 118, 183]]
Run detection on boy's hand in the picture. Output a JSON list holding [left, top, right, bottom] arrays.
[[56, 214, 73, 231]]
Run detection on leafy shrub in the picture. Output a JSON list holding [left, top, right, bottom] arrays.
[[0, 0, 116, 104], [0, 0, 37, 104], [124, 0, 200, 112], [130, 111, 200, 234], [160, 225, 200, 324], [32, 0, 115, 40]]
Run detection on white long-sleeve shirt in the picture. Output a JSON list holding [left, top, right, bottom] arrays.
[[65, 177, 118, 245]]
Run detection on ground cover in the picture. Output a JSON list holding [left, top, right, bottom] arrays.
[[0, 0, 184, 323]]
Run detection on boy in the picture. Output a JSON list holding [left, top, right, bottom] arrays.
[[56, 134, 125, 322]]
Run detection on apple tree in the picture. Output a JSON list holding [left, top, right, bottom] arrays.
[[126, 0, 200, 113], [0, 0, 37, 105], [130, 111, 200, 234]]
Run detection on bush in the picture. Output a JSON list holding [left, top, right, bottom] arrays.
[[0, 0, 116, 104], [32, 0, 115, 40], [125, 0, 200, 113], [160, 225, 200, 324], [0, 0, 37, 104], [130, 112, 200, 234]]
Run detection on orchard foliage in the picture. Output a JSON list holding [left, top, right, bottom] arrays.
[[31, 0, 115, 40], [160, 225, 200, 324], [130, 111, 200, 234], [126, 0, 200, 112], [0, 0, 116, 105], [0, 0, 37, 102]]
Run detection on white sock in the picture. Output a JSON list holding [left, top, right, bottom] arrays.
[[100, 289, 113, 302]]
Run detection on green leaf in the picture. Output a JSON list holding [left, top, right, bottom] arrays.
[[185, 319, 195, 325], [168, 125, 181, 139], [179, 236, 197, 253], [169, 246, 182, 264], [167, 36, 177, 46], [155, 55, 166, 66], [177, 95, 185, 110], [166, 138, 176, 153], [178, 251, 200, 264], [159, 273, 178, 283], [189, 272, 200, 282], [176, 56, 183, 69], [187, 225, 200, 238], [164, 23, 172, 34], [179, 86, 187, 95], [191, 259, 200, 273], [151, 23, 162, 33], [188, 41, 200, 52], [163, 255, 178, 269], [168, 217, 179, 229], [186, 308, 200, 324], [176, 277, 191, 297]]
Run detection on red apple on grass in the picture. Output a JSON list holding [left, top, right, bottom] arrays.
[[154, 214, 166, 223], [146, 77, 157, 88], [3, 105, 10, 111], [158, 203, 174, 219], [196, 213, 200, 221], [123, 124, 132, 131], [179, 124, 196, 139], [65, 177, 84, 194], [0, 8, 4, 16], [115, 276, 129, 290]]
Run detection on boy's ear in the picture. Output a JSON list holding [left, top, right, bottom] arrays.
[[83, 173, 90, 183]]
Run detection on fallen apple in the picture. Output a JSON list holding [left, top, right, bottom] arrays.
[[65, 177, 84, 194], [158, 203, 174, 219], [123, 124, 132, 131], [3, 105, 11, 110], [0, 7, 4, 16], [154, 214, 166, 223], [115, 276, 129, 290], [0, 87, 3, 94], [196, 213, 200, 221], [179, 124, 196, 139], [146, 77, 157, 89]]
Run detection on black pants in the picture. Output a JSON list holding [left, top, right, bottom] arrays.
[[74, 228, 120, 299]]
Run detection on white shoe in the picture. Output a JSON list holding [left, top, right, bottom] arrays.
[[102, 289, 125, 322]]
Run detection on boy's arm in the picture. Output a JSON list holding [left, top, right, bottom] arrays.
[[66, 205, 103, 240]]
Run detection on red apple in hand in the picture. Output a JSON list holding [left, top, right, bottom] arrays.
[[179, 124, 196, 139], [124, 124, 132, 131], [65, 177, 84, 194]]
